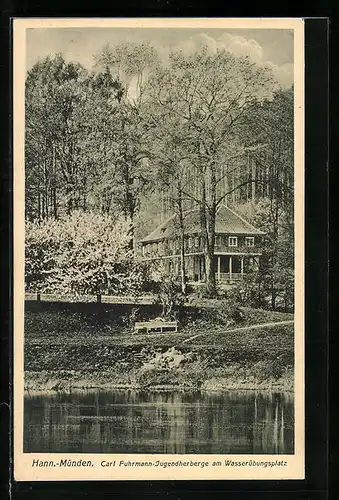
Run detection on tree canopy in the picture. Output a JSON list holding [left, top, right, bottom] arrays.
[[25, 43, 294, 308]]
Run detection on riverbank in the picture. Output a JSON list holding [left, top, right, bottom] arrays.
[[24, 300, 294, 393], [25, 369, 293, 393]]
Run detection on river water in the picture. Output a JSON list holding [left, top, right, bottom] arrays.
[[24, 389, 294, 454]]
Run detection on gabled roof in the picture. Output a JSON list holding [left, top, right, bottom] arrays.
[[215, 204, 265, 235], [139, 204, 265, 243]]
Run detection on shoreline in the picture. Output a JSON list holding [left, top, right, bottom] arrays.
[[24, 371, 294, 394], [24, 304, 294, 396]]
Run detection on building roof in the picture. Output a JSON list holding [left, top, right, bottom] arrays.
[[139, 204, 265, 243]]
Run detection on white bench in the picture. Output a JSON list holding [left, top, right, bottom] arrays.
[[134, 320, 178, 334]]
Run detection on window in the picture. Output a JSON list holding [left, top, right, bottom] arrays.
[[215, 235, 221, 246], [228, 236, 238, 247], [195, 236, 199, 248], [245, 237, 255, 247], [188, 237, 193, 248]]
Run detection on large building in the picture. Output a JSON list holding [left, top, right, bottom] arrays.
[[139, 204, 265, 284]]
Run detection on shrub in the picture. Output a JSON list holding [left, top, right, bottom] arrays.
[[135, 367, 181, 388], [194, 284, 221, 300], [121, 307, 141, 331], [217, 288, 245, 324], [150, 265, 184, 320], [250, 359, 288, 381]]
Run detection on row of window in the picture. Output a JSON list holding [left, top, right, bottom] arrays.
[[187, 235, 255, 248], [229, 236, 255, 247]]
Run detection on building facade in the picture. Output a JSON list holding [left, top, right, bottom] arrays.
[[139, 204, 265, 284]]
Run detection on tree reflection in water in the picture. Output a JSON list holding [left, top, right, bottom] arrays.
[[24, 390, 294, 454]]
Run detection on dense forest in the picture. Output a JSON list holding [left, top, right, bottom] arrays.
[[25, 42, 294, 310]]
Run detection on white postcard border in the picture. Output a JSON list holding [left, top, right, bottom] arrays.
[[13, 17, 305, 481]]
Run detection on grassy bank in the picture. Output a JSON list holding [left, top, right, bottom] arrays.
[[24, 301, 294, 392]]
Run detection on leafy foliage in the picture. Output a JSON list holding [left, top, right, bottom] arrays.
[[24, 44, 294, 311], [25, 53, 152, 231], [234, 198, 294, 311], [144, 48, 279, 295], [149, 263, 185, 320]]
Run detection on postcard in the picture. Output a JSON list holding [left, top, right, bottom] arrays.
[[13, 17, 305, 481]]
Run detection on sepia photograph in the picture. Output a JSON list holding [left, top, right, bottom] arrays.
[[13, 18, 305, 481]]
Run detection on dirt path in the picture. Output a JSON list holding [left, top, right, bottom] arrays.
[[181, 319, 294, 344]]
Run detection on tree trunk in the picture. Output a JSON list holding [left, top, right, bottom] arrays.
[[52, 143, 58, 218], [247, 154, 250, 202], [123, 165, 136, 251], [204, 250, 216, 296], [180, 236, 187, 295], [271, 284, 276, 311], [37, 179, 41, 220], [53, 188, 57, 218], [177, 187, 187, 296], [252, 156, 256, 203], [127, 224, 135, 252], [97, 294, 102, 303], [258, 279, 261, 309], [200, 163, 217, 297]]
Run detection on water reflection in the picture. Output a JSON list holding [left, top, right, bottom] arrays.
[[24, 390, 294, 454]]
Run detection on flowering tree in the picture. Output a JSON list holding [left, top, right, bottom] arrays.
[[25, 217, 60, 298], [25, 211, 149, 301]]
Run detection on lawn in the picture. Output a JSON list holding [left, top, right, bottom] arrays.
[[24, 300, 294, 392]]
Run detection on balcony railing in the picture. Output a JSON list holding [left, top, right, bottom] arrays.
[[188, 272, 245, 284], [141, 234, 263, 258], [217, 272, 243, 281], [142, 244, 262, 258], [210, 244, 262, 255]]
